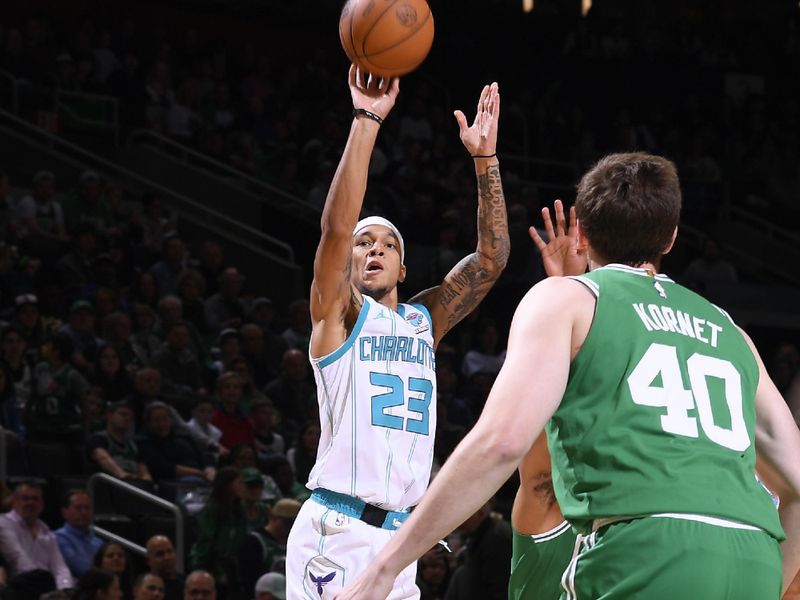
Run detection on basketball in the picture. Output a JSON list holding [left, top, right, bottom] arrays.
[[339, 0, 434, 78]]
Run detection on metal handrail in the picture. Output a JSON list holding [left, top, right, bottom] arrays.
[[724, 204, 800, 250], [126, 129, 321, 218], [54, 88, 120, 147], [88, 472, 185, 573], [0, 106, 296, 264]]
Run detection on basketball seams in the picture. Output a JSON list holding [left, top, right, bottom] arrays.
[[363, 6, 431, 63], [359, 0, 400, 58]]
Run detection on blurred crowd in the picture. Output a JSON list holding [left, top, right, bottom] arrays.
[[0, 1, 799, 599]]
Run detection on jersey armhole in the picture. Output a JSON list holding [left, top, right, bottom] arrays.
[[566, 275, 599, 298]]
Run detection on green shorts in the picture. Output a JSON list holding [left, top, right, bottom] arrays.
[[559, 515, 782, 600], [510, 521, 577, 600]]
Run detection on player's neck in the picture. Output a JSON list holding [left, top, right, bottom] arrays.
[[587, 250, 662, 275]]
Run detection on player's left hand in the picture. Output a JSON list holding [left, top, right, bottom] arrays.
[[333, 566, 393, 600], [455, 82, 500, 158]]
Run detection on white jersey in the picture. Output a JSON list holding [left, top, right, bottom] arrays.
[[307, 295, 437, 511]]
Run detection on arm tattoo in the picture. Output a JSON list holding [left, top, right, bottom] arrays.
[[438, 162, 509, 331]]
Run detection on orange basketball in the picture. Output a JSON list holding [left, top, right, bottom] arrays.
[[339, 0, 434, 78]]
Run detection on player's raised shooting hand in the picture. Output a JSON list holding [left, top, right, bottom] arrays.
[[349, 64, 399, 121]]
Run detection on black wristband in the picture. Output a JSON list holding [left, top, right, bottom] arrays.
[[471, 153, 497, 159], [353, 108, 384, 125]]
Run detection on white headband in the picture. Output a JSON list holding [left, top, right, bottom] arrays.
[[353, 216, 405, 263]]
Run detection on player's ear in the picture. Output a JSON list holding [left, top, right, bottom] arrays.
[[398, 264, 406, 283], [576, 219, 589, 251], [662, 227, 678, 255]]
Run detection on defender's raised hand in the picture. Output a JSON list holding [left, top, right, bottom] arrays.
[[529, 199, 587, 277]]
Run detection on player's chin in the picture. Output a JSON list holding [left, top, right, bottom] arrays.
[[357, 280, 393, 301]]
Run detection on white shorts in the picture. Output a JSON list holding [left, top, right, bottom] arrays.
[[286, 495, 420, 599]]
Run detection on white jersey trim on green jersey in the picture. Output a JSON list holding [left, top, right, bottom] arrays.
[[566, 276, 599, 297], [529, 520, 572, 544]]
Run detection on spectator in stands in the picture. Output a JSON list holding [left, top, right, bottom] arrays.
[[130, 303, 161, 367], [263, 348, 316, 442], [182, 570, 215, 600], [0, 480, 73, 592], [1, 323, 33, 415], [138, 401, 215, 484], [27, 330, 90, 442], [148, 234, 187, 297], [16, 170, 68, 260], [771, 342, 800, 395], [279, 298, 311, 352], [145, 535, 184, 600], [240, 466, 270, 530], [131, 572, 165, 600], [0, 169, 20, 246], [58, 299, 104, 372], [254, 572, 286, 600], [211, 371, 254, 449], [153, 295, 208, 366], [681, 236, 739, 292], [264, 455, 309, 502], [224, 443, 283, 504], [54, 489, 104, 578], [194, 240, 225, 298], [92, 344, 135, 403], [175, 269, 208, 336], [186, 397, 225, 457], [56, 222, 98, 293], [203, 267, 246, 336], [62, 170, 117, 243], [208, 327, 240, 380], [127, 272, 159, 312], [190, 466, 249, 594], [445, 499, 512, 600], [101, 311, 138, 367], [93, 542, 135, 600], [228, 355, 268, 411], [13, 293, 49, 356], [460, 319, 506, 382], [137, 193, 175, 268], [246, 296, 275, 334], [144, 61, 175, 133], [124, 367, 217, 452], [92, 286, 121, 322], [286, 420, 319, 486], [88, 399, 152, 481], [0, 244, 17, 316], [0, 360, 23, 438], [239, 323, 284, 389], [151, 320, 207, 399], [73, 567, 121, 600], [434, 399, 467, 467], [238, 497, 300, 592], [416, 546, 450, 600], [250, 398, 284, 460]]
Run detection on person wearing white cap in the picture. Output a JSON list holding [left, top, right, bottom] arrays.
[[255, 572, 285, 600], [285, 64, 509, 600]]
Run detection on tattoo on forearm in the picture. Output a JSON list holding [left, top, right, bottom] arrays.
[[477, 163, 510, 269], [436, 163, 510, 333]]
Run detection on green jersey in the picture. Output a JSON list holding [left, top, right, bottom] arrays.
[[546, 264, 783, 539], [509, 521, 576, 600]]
